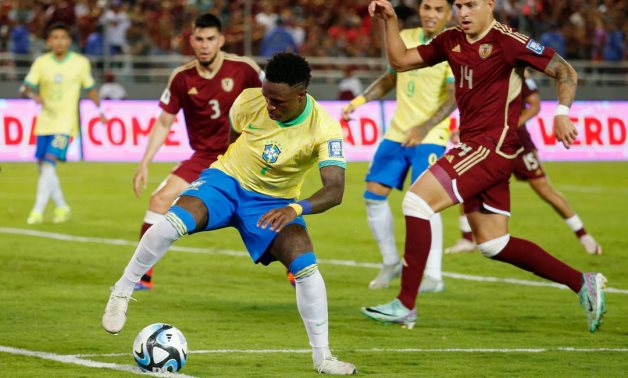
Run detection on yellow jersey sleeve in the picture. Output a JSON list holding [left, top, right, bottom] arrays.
[[228, 91, 246, 133], [316, 113, 346, 169], [24, 56, 43, 88], [80, 57, 95, 90]]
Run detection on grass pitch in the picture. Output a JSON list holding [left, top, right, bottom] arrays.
[[0, 161, 626, 377]]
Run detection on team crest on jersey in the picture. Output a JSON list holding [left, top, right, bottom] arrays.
[[328, 139, 343, 158], [187, 87, 198, 95], [262, 144, 281, 164], [526, 39, 545, 54], [445, 155, 454, 163], [221, 78, 234, 92], [479, 44, 493, 59], [54, 74, 63, 83]]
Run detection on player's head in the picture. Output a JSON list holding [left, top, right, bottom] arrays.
[[418, 0, 453, 37], [453, 0, 495, 38], [262, 53, 312, 123], [190, 13, 224, 67], [46, 23, 71, 55]]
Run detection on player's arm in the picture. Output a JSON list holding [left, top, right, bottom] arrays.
[[543, 53, 578, 148], [403, 81, 457, 146], [518, 91, 541, 127], [133, 111, 177, 197], [19, 84, 43, 105], [86, 87, 107, 124], [369, 0, 427, 72], [342, 71, 396, 121], [257, 166, 345, 233]]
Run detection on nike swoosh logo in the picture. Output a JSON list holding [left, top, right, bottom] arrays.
[[315, 320, 328, 327], [248, 124, 263, 130]]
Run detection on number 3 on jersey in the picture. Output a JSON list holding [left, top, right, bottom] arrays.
[[460, 65, 473, 90], [208, 99, 221, 120]]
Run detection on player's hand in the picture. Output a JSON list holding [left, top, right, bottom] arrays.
[[554, 115, 578, 149], [368, 0, 397, 20], [450, 129, 460, 145], [341, 103, 356, 121], [33, 95, 43, 105], [402, 125, 428, 147], [133, 165, 148, 198], [257, 206, 298, 233]]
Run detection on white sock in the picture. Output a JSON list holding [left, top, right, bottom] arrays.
[[365, 198, 399, 265], [565, 214, 584, 232], [295, 269, 331, 364], [459, 214, 472, 233], [424, 212, 443, 281], [114, 220, 181, 295], [32, 162, 56, 213], [48, 165, 68, 209], [144, 209, 165, 224]]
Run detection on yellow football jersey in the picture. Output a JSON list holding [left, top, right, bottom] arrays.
[[385, 27, 454, 146], [24, 51, 95, 137], [212, 88, 346, 199]]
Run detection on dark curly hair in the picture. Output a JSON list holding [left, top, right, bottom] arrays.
[[265, 52, 312, 88]]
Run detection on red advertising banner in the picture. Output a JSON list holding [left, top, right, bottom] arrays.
[[1, 99, 626, 162]]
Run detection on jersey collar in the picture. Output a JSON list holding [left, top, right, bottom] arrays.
[[465, 20, 496, 44], [275, 95, 312, 127], [195, 51, 224, 80], [52, 51, 72, 64]]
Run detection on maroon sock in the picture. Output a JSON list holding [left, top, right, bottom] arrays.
[[462, 231, 474, 242], [397, 216, 432, 309], [140, 222, 154, 282], [575, 228, 587, 238], [492, 236, 582, 292]]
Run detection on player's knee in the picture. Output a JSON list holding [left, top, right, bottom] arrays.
[[363, 190, 387, 204], [150, 191, 175, 211], [402, 191, 434, 220], [478, 234, 510, 258], [165, 205, 197, 237], [288, 252, 318, 282]]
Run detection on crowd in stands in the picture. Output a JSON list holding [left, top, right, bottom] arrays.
[[0, 0, 625, 62]]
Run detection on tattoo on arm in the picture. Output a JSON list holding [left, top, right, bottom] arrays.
[[363, 72, 396, 102], [419, 84, 457, 131], [544, 54, 577, 107]]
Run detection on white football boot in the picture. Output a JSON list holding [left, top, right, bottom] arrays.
[[315, 356, 357, 375], [102, 288, 135, 334]]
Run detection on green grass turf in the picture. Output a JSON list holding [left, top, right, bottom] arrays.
[[0, 161, 626, 377]]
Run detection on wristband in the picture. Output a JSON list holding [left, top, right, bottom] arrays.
[[555, 104, 570, 116], [287, 203, 303, 216], [297, 200, 312, 215], [349, 95, 366, 109]]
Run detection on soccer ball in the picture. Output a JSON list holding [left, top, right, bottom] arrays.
[[133, 323, 188, 373]]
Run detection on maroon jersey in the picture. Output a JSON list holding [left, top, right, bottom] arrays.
[[418, 21, 555, 157], [516, 77, 540, 150], [159, 52, 262, 154]]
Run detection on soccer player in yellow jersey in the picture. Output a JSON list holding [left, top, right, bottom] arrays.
[[103, 53, 357, 375], [21, 23, 105, 225], [343, 0, 457, 291]]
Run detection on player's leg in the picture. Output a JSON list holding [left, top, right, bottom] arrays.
[[103, 169, 233, 334], [468, 184, 606, 332], [28, 135, 71, 224], [444, 206, 476, 253], [528, 176, 602, 255], [136, 174, 190, 290], [363, 140, 409, 289], [410, 144, 447, 293], [269, 225, 356, 375], [361, 169, 454, 327], [137, 154, 213, 289]]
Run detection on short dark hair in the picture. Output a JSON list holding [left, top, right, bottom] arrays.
[[46, 23, 70, 38], [418, 0, 454, 5], [194, 13, 222, 32], [265, 53, 312, 88]]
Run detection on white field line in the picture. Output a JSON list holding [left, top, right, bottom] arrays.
[[0, 346, 196, 377], [71, 347, 628, 358], [1, 227, 627, 295]]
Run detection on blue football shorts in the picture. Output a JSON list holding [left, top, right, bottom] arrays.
[[178, 168, 307, 265], [35, 134, 70, 164], [365, 139, 446, 190]]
